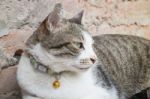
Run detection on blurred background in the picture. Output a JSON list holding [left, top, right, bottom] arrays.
[[0, 0, 150, 55], [0, 0, 150, 99]]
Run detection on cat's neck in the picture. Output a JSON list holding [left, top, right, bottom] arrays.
[[26, 43, 53, 66]]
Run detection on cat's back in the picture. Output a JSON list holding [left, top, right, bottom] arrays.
[[94, 34, 150, 48], [93, 34, 150, 97]]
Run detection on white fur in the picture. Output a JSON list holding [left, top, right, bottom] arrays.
[[17, 54, 119, 99], [17, 31, 119, 99], [79, 31, 96, 59]]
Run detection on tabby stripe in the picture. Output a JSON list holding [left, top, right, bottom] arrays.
[[103, 39, 121, 75], [101, 39, 122, 81]]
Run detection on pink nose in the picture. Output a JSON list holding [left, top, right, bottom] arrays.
[[90, 55, 97, 64]]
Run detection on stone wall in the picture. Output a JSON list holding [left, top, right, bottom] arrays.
[[0, 0, 150, 98], [0, 0, 150, 55]]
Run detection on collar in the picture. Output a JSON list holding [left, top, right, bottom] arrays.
[[26, 51, 61, 89], [29, 54, 49, 73]]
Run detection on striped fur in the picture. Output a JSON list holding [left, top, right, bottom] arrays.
[[94, 34, 150, 98]]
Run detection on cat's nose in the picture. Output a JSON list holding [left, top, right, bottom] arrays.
[[90, 55, 97, 64]]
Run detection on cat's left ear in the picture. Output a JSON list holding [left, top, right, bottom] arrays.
[[68, 10, 84, 25]]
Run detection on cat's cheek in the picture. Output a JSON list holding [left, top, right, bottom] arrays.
[[48, 60, 77, 72]]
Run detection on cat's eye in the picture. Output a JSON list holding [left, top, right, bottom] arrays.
[[75, 42, 84, 49], [73, 42, 84, 49], [50, 43, 69, 49], [66, 42, 84, 51]]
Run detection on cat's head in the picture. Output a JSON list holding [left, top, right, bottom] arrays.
[[27, 3, 97, 73]]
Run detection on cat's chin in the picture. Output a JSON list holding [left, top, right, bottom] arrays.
[[49, 65, 92, 74], [49, 67, 90, 74], [74, 66, 91, 71], [71, 64, 94, 73]]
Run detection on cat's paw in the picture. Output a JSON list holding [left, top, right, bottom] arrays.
[[8, 57, 18, 66]]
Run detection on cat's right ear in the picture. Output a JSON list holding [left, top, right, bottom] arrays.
[[46, 3, 63, 31], [68, 10, 84, 25]]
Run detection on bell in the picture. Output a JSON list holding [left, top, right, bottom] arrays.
[[53, 80, 61, 89]]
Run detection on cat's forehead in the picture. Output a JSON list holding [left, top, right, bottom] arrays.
[[53, 22, 85, 42]]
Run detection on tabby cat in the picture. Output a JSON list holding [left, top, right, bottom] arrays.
[[17, 3, 150, 99]]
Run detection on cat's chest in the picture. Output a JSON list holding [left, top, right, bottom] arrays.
[[17, 55, 119, 99], [40, 72, 99, 99]]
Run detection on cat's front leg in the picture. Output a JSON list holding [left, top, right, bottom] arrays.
[[7, 57, 18, 66]]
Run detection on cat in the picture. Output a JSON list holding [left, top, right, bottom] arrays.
[[17, 3, 150, 99]]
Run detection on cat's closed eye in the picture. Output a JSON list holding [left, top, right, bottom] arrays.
[[50, 43, 69, 49], [73, 42, 84, 49], [66, 42, 84, 50]]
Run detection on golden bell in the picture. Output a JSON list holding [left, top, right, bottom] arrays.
[[53, 80, 61, 89]]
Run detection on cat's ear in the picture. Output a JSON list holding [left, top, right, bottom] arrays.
[[46, 3, 63, 31], [68, 10, 84, 25]]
